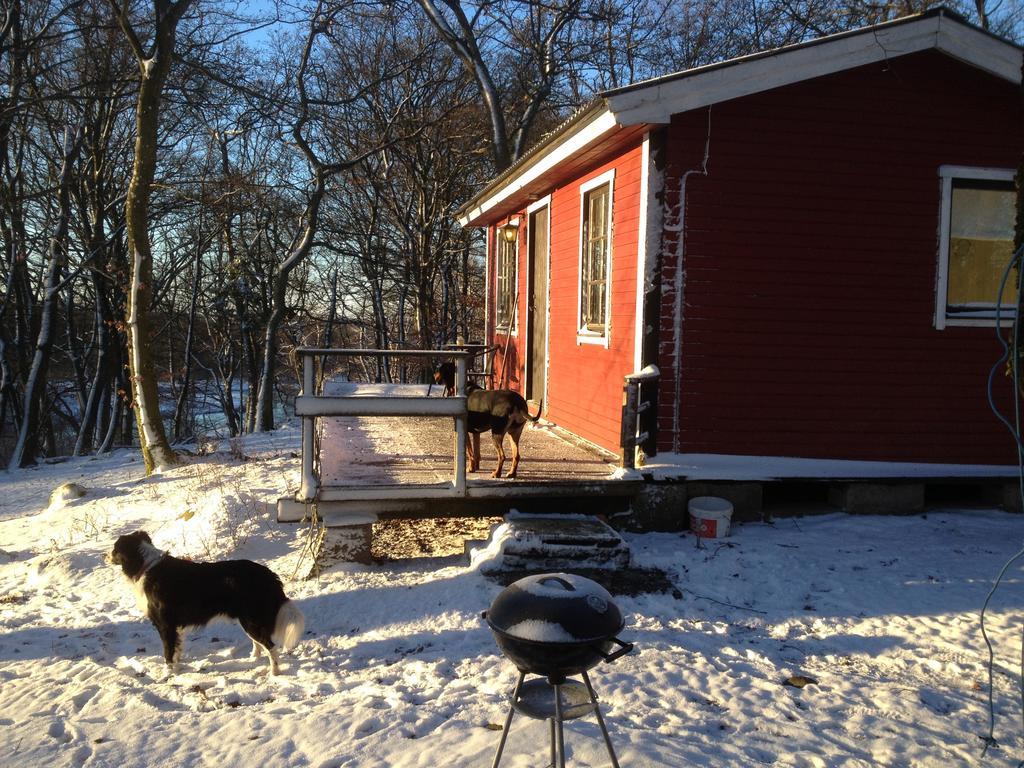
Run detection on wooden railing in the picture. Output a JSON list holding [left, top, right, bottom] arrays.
[[620, 365, 660, 469], [293, 348, 473, 501], [443, 341, 499, 390]]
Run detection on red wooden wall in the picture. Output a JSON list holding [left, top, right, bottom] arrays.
[[488, 144, 645, 452], [657, 50, 1022, 464]]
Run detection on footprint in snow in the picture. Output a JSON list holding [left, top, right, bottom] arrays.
[[351, 715, 386, 738], [46, 718, 72, 742], [919, 688, 959, 715], [70, 744, 92, 766], [70, 686, 99, 712]]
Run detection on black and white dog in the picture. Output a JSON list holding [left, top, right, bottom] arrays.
[[108, 531, 304, 676]]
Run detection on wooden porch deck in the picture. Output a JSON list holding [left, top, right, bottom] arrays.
[[319, 411, 619, 488], [278, 382, 638, 524]]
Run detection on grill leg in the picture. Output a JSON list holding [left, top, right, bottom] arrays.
[[549, 716, 556, 768], [553, 682, 566, 768], [582, 671, 621, 768], [491, 672, 525, 768]]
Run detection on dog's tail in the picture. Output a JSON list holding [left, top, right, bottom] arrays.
[[528, 400, 543, 422], [273, 600, 305, 651]]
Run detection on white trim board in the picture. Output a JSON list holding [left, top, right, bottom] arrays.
[[458, 109, 619, 227], [634, 134, 651, 370], [483, 226, 491, 349], [524, 195, 552, 408]]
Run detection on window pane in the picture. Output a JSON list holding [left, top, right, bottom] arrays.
[[948, 181, 1014, 308], [591, 189, 606, 235], [590, 282, 605, 326], [581, 184, 610, 331], [497, 236, 516, 328]]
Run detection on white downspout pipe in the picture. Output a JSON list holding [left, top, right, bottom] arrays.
[[668, 106, 711, 453]]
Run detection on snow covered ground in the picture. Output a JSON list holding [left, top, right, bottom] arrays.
[[1, 424, 1023, 767]]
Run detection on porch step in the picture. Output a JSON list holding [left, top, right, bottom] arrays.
[[470, 513, 631, 571]]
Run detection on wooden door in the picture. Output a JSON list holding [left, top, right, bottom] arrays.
[[526, 206, 549, 404]]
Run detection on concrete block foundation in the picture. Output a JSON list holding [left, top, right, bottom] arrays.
[[627, 481, 765, 531], [626, 483, 689, 531], [304, 523, 373, 577], [827, 483, 924, 515], [981, 482, 1023, 513]]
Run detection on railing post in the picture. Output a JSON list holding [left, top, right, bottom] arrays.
[[299, 352, 319, 501], [454, 355, 468, 495], [620, 379, 640, 469], [622, 367, 659, 468]]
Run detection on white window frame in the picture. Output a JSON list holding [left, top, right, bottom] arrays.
[[495, 218, 520, 336], [577, 169, 615, 346], [524, 195, 552, 405], [935, 164, 1016, 329]]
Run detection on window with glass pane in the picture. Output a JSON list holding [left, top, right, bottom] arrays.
[[946, 178, 1015, 316], [496, 235, 516, 331], [581, 184, 610, 333]]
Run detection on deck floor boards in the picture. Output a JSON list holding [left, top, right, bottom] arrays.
[[317, 385, 618, 488]]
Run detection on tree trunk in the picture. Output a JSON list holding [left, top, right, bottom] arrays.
[[109, 0, 194, 472], [172, 242, 202, 442], [73, 287, 110, 456], [8, 126, 81, 468], [255, 139, 327, 430], [322, 269, 339, 348]]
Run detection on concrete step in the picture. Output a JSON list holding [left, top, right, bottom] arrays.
[[471, 513, 631, 571]]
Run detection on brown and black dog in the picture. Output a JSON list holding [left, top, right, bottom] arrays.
[[433, 361, 457, 397], [465, 382, 542, 479]]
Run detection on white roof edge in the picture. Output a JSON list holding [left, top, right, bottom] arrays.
[[935, 14, 1023, 82], [458, 109, 620, 227], [459, 13, 1022, 228], [607, 15, 1021, 124]]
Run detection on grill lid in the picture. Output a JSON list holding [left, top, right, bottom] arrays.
[[487, 573, 623, 644]]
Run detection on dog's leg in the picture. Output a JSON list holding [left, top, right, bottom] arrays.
[[157, 623, 181, 672], [468, 432, 480, 472], [242, 621, 280, 675], [250, 640, 279, 675], [506, 423, 525, 478], [490, 433, 506, 478]]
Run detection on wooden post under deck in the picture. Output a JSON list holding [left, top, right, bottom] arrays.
[[300, 353, 318, 500], [454, 356, 467, 494]]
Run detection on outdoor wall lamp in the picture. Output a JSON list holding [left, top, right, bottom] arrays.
[[499, 221, 519, 243]]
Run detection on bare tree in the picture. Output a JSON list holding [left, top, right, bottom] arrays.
[[254, 2, 424, 429], [412, 0, 582, 171], [106, 0, 196, 472], [7, 124, 83, 468]]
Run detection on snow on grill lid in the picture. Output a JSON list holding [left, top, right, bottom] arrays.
[[487, 573, 624, 644], [504, 620, 580, 643]]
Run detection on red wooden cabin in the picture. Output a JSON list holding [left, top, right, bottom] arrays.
[[457, 9, 1023, 467]]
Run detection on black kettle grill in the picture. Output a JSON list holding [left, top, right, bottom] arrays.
[[483, 573, 634, 768]]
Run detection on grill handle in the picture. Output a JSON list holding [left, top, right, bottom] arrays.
[[537, 576, 575, 591], [595, 636, 633, 663]]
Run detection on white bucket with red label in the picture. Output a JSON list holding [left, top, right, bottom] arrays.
[[688, 496, 733, 538]]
